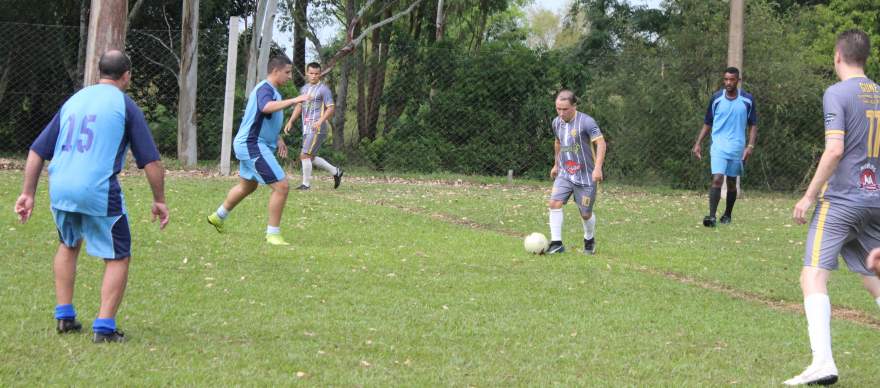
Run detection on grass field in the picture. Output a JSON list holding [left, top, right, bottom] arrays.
[[2, 169, 880, 386]]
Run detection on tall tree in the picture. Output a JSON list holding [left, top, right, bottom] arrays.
[[178, 0, 199, 166]]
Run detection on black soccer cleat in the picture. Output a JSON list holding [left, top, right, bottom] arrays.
[[93, 330, 126, 343], [584, 238, 596, 255], [720, 214, 732, 224], [333, 168, 344, 189], [547, 241, 565, 254], [703, 215, 717, 227], [56, 318, 82, 334], [296, 184, 310, 191]]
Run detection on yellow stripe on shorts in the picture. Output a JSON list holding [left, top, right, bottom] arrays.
[[810, 201, 831, 267]]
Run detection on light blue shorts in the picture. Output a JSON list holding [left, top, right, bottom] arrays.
[[710, 155, 743, 177], [239, 144, 285, 184], [52, 209, 131, 259]]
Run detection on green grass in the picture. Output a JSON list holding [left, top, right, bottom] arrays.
[[1, 170, 879, 385]]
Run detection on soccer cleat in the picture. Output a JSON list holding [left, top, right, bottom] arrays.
[[333, 168, 344, 189], [266, 234, 290, 246], [547, 241, 565, 254], [56, 318, 82, 334], [703, 215, 717, 227], [207, 213, 225, 233], [720, 214, 732, 224], [584, 238, 596, 255], [783, 363, 838, 386], [296, 184, 310, 191], [93, 330, 126, 343]]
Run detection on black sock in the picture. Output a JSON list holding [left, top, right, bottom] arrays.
[[709, 187, 721, 218], [724, 189, 737, 217]]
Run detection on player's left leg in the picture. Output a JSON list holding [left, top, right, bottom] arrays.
[[868, 248, 880, 278], [720, 176, 738, 224], [573, 185, 598, 255], [51, 209, 83, 333]]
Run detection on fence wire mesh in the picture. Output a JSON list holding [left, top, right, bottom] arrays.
[[1, 21, 831, 191]]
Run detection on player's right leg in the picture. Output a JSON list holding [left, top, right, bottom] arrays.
[[547, 177, 573, 254], [785, 203, 857, 385], [705, 155, 726, 227], [51, 209, 83, 333]]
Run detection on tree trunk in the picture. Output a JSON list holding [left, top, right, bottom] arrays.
[[246, 0, 268, 93], [0, 56, 10, 106], [435, 0, 445, 42], [365, 9, 391, 140], [256, 0, 278, 81], [178, 0, 199, 166], [83, 0, 128, 86], [356, 26, 368, 142], [292, 0, 308, 87], [76, 0, 89, 91], [332, 0, 356, 150]]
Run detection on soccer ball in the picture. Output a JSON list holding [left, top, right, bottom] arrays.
[[524, 232, 549, 254]]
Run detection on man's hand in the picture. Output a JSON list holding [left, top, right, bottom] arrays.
[[742, 146, 754, 161], [14, 194, 34, 224], [283, 119, 293, 134], [550, 165, 558, 179], [592, 167, 604, 183], [793, 195, 815, 225], [311, 121, 322, 132], [292, 95, 309, 104], [152, 202, 169, 230], [866, 248, 880, 277], [692, 143, 702, 160], [277, 137, 288, 159]]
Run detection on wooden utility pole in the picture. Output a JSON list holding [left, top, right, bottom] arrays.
[[726, 0, 744, 195], [178, 0, 199, 167], [83, 0, 128, 86], [220, 17, 241, 176]]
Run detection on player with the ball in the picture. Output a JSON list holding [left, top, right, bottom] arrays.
[[540, 90, 607, 255]]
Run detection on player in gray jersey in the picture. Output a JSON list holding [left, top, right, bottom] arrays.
[[785, 30, 880, 386], [546, 90, 606, 255], [284, 62, 343, 190]]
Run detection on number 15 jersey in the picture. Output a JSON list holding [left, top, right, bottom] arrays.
[[30, 84, 160, 216]]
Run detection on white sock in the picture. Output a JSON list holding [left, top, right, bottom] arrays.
[[301, 159, 313, 187], [313, 156, 338, 176], [549, 208, 563, 242], [875, 296, 880, 309], [266, 225, 280, 235], [583, 214, 596, 240], [804, 293, 834, 367], [216, 205, 229, 219]]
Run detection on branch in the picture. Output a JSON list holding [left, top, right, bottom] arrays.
[[128, 0, 146, 27], [136, 50, 180, 83], [321, 0, 423, 75], [131, 30, 181, 68]]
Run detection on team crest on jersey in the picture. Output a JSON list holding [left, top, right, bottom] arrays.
[[564, 160, 582, 174], [823, 113, 836, 126], [860, 163, 879, 191], [570, 128, 578, 138]]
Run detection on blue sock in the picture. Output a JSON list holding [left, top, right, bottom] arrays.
[[54, 304, 76, 320], [93, 318, 116, 334]]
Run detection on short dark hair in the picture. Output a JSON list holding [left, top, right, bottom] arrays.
[[306, 62, 321, 71], [724, 67, 740, 78], [836, 29, 870, 67], [556, 90, 578, 105], [267, 55, 292, 73], [98, 50, 131, 80]]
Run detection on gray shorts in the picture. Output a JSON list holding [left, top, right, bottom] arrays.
[[550, 176, 596, 215], [802, 202, 880, 276], [301, 130, 328, 156]]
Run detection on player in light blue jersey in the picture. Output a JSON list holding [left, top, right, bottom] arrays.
[[692, 67, 758, 227], [785, 30, 880, 387], [207, 55, 308, 245], [284, 62, 343, 190], [15, 51, 168, 343]]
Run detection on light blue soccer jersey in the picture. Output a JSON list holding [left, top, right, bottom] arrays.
[[299, 82, 334, 134], [234, 80, 284, 160], [704, 89, 757, 160], [30, 84, 160, 216]]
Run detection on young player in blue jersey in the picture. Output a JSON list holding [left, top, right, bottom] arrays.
[[546, 90, 606, 255], [785, 30, 880, 386], [692, 67, 758, 227], [283, 62, 343, 190], [14, 50, 169, 343], [207, 55, 308, 245]]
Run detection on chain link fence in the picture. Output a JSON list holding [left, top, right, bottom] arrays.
[[1, 21, 831, 191]]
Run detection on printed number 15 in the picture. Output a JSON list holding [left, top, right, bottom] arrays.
[[62, 114, 96, 152]]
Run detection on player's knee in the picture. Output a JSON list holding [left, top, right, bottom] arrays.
[[581, 212, 593, 220], [548, 200, 563, 209], [274, 180, 290, 194], [711, 175, 724, 187]]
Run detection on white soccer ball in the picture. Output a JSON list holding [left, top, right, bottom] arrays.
[[524, 232, 549, 254]]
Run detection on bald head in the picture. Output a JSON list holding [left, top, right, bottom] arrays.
[[556, 90, 578, 106], [98, 50, 131, 81]]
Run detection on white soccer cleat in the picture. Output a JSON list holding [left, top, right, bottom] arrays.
[[783, 363, 838, 386]]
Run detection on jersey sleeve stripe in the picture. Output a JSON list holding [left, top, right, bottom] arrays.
[[590, 135, 604, 143]]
